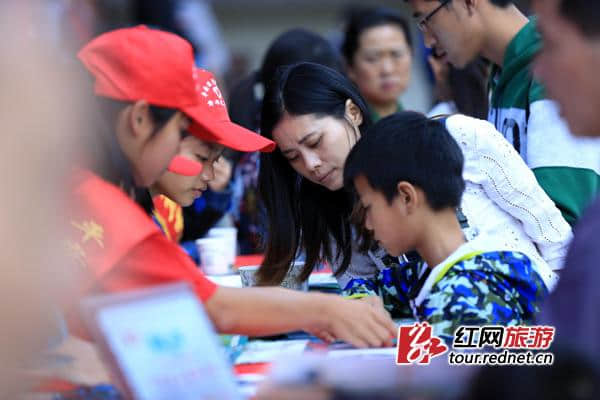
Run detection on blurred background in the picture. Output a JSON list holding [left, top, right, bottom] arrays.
[[45, 0, 531, 115]]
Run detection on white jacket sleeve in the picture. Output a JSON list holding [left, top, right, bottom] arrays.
[[445, 114, 573, 269]]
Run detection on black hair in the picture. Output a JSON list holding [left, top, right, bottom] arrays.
[[342, 6, 412, 67], [344, 111, 465, 210], [258, 62, 372, 285], [88, 96, 178, 214], [558, 0, 600, 38], [134, 0, 186, 41], [487, 0, 513, 6], [491, 0, 513, 7], [229, 28, 343, 134], [260, 29, 343, 88], [430, 57, 490, 119], [404, 0, 513, 9], [448, 58, 490, 119]]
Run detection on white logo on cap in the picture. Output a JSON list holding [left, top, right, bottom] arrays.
[[199, 78, 225, 108]]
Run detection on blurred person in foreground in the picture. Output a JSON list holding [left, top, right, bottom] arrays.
[[533, 0, 600, 357], [0, 3, 88, 397]]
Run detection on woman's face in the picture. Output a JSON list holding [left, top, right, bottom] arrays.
[[272, 112, 359, 191], [153, 136, 224, 206], [348, 24, 412, 108]]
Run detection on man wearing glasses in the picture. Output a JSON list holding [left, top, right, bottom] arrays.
[[406, 0, 600, 228]]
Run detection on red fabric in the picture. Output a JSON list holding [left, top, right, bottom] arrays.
[[235, 254, 265, 267], [186, 69, 275, 152], [70, 171, 158, 281], [234, 363, 270, 375], [35, 379, 78, 393], [78, 27, 274, 153], [102, 233, 217, 303], [78, 26, 198, 108], [67, 171, 217, 337]]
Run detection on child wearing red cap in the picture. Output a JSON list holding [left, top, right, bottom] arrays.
[[70, 26, 396, 348], [149, 136, 213, 242], [150, 134, 231, 245]]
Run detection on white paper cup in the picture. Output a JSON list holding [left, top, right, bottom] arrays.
[[196, 237, 232, 275], [206, 227, 237, 269], [239, 261, 309, 291]]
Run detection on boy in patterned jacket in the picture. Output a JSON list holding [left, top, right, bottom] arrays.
[[344, 112, 548, 343], [406, 0, 600, 225]]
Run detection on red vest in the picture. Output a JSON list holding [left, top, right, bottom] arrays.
[[68, 170, 159, 289]]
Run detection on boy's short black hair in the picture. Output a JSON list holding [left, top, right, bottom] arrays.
[[344, 111, 465, 211]]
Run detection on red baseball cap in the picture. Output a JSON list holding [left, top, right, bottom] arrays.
[[186, 68, 275, 152], [78, 25, 275, 176]]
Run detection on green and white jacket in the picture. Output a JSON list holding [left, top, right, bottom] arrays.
[[488, 17, 600, 225]]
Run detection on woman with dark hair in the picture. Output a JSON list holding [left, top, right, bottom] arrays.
[[342, 6, 413, 121], [258, 62, 372, 287], [258, 62, 571, 315], [228, 28, 344, 254]]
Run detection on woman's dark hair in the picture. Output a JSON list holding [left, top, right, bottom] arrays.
[[344, 111, 465, 210], [449, 58, 490, 119], [88, 96, 177, 214], [258, 62, 373, 285], [342, 6, 412, 66], [229, 28, 343, 134]]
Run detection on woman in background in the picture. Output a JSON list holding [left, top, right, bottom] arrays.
[[342, 6, 413, 121]]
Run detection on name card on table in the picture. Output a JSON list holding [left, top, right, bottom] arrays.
[[81, 283, 240, 400]]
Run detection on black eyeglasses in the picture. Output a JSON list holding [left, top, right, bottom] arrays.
[[418, 0, 452, 32]]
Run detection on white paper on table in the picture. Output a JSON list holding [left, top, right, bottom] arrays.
[[207, 273, 338, 288], [235, 340, 309, 365], [308, 273, 338, 286], [326, 347, 398, 359], [206, 274, 242, 288]]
